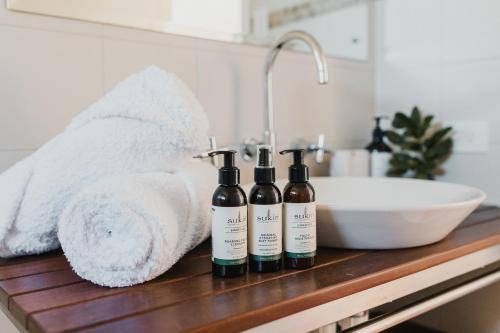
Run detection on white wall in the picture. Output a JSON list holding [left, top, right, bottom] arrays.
[[0, 2, 374, 184], [375, 2, 500, 330], [375, 0, 500, 204]]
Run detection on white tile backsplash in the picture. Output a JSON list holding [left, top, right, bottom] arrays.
[[0, 24, 103, 150], [0, 150, 33, 171], [102, 39, 197, 92], [0, 2, 102, 36], [0, 5, 374, 176], [272, 54, 332, 148], [196, 50, 264, 146]]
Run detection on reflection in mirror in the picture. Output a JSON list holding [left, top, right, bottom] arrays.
[[7, 0, 370, 60], [247, 0, 369, 60]]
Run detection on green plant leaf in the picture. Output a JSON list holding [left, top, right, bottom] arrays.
[[410, 107, 421, 129], [424, 126, 452, 149], [387, 108, 453, 180], [392, 112, 412, 129], [391, 152, 411, 162], [385, 130, 405, 144], [415, 172, 429, 180], [432, 137, 453, 158], [390, 161, 409, 170], [420, 115, 434, 137], [401, 141, 422, 151], [387, 168, 407, 177]]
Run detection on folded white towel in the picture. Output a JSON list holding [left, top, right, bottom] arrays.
[[59, 160, 215, 287], [0, 66, 209, 257]]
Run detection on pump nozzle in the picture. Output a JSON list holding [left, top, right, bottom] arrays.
[[256, 145, 273, 168], [254, 145, 275, 184], [374, 115, 390, 128], [280, 149, 304, 165], [208, 150, 240, 186], [367, 116, 392, 153], [279, 149, 309, 182]]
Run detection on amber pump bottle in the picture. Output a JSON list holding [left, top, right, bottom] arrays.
[[209, 150, 247, 278], [279, 149, 316, 269], [249, 145, 282, 273]]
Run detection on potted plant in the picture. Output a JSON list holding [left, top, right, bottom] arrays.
[[385, 107, 453, 180]]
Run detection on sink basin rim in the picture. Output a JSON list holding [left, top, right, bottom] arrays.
[[305, 176, 486, 212]]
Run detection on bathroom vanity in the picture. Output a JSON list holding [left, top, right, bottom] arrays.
[[0, 206, 499, 333]]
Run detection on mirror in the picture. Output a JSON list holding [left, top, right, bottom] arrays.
[[6, 0, 370, 60]]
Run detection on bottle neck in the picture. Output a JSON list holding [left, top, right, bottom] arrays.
[[219, 167, 239, 186], [254, 167, 275, 184]]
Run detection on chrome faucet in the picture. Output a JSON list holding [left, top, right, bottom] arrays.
[[264, 30, 329, 153]]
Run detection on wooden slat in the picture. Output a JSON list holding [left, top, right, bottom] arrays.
[[0, 257, 69, 281], [0, 251, 63, 267], [67, 217, 500, 333], [10, 251, 213, 326], [27, 250, 365, 333], [0, 207, 496, 333], [0, 270, 82, 306], [0, 239, 210, 306]]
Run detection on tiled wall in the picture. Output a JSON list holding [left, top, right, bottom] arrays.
[[0, 4, 375, 183], [375, 0, 500, 204]]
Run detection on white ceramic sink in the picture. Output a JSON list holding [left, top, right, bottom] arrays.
[[267, 177, 485, 249]]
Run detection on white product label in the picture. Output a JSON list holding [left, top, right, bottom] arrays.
[[248, 203, 282, 259], [211, 206, 247, 265], [371, 152, 392, 177], [284, 202, 316, 258]]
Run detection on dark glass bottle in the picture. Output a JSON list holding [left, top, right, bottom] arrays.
[[209, 150, 247, 278], [366, 116, 392, 153], [366, 116, 393, 177], [249, 146, 282, 273], [280, 149, 316, 269]]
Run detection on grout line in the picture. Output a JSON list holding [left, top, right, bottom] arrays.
[[0, 149, 34, 152], [194, 47, 200, 97], [0, 21, 194, 52], [99, 36, 106, 94], [0, 20, 365, 68], [0, 21, 101, 39]]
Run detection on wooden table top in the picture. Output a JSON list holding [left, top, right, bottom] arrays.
[[1, 206, 500, 333]]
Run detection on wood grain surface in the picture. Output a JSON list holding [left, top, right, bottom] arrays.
[[0, 206, 497, 333]]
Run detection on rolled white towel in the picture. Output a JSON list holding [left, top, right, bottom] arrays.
[[59, 160, 216, 287], [0, 66, 209, 257]]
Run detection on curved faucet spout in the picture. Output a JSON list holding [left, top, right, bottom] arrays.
[[264, 30, 329, 152]]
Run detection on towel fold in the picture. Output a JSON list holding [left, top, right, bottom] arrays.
[[59, 160, 215, 287], [0, 66, 209, 257]]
